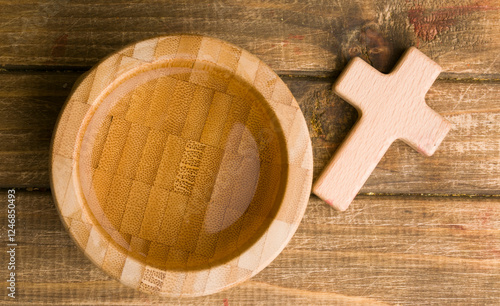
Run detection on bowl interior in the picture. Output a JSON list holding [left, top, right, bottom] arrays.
[[77, 59, 288, 271]]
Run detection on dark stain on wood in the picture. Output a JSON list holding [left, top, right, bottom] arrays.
[[51, 34, 69, 58], [343, 23, 394, 73], [332, 2, 403, 74], [408, 0, 497, 44]]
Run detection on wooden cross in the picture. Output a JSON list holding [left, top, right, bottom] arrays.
[[313, 47, 451, 211]]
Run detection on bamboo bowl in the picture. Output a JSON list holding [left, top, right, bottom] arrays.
[[50, 35, 313, 297]]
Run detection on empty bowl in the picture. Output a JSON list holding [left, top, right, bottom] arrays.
[[50, 35, 313, 296]]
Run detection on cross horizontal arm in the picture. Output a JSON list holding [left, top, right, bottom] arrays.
[[334, 57, 387, 112], [400, 103, 451, 156]]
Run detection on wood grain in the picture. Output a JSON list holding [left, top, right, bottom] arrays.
[[0, 72, 499, 195], [0, 0, 498, 78], [1, 190, 498, 305]]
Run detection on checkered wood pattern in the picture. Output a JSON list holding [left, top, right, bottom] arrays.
[[51, 35, 313, 297]]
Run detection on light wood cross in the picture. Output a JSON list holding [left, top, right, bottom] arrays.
[[313, 47, 451, 211]]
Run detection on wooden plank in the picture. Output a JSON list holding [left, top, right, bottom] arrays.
[[0, 0, 498, 77], [292, 78, 500, 195], [0, 190, 498, 304], [0, 72, 79, 187], [0, 72, 499, 194]]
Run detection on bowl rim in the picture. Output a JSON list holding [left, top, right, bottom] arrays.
[[49, 34, 313, 297]]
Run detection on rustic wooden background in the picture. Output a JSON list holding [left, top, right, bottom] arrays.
[[1, 0, 499, 305]]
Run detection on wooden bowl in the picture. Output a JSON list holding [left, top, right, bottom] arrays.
[[50, 35, 313, 297]]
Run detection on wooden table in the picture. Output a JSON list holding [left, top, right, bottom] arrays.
[[1, 1, 499, 305]]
